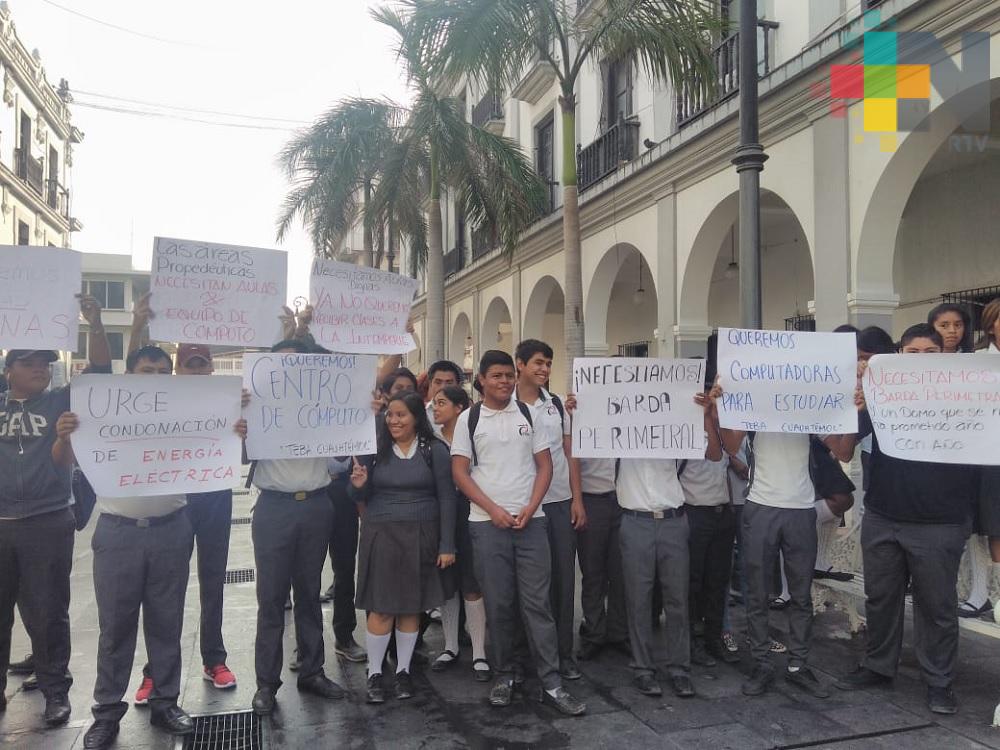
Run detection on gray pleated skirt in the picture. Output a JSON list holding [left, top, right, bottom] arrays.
[[356, 519, 451, 614]]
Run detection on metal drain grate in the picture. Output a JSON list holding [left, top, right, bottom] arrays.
[[230, 517, 252, 526], [223, 568, 255, 584], [183, 711, 263, 750]]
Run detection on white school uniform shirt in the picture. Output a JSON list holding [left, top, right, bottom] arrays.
[[680, 455, 730, 507], [580, 458, 616, 495], [515, 386, 572, 505], [253, 458, 330, 494], [98, 494, 186, 520], [727, 437, 750, 506], [451, 398, 548, 522], [616, 459, 686, 512], [746, 432, 813, 510]]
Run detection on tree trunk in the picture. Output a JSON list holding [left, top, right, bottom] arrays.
[[362, 179, 375, 268], [425, 149, 446, 365], [561, 98, 584, 392]]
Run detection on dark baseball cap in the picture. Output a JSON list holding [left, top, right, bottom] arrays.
[[4, 350, 58, 368], [176, 343, 213, 367]]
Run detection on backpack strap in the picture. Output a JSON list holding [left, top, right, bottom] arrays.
[[245, 460, 258, 489], [515, 400, 534, 428], [615, 458, 621, 483], [468, 402, 483, 466], [549, 393, 565, 432], [418, 437, 435, 470]]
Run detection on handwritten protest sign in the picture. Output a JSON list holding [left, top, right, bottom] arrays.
[[717, 328, 858, 434], [71, 374, 242, 497], [243, 352, 377, 460], [150, 237, 287, 349], [310, 258, 418, 354], [572, 357, 707, 459], [862, 353, 1000, 465], [0, 245, 80, 350]]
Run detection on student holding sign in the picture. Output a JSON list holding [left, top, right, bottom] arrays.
[[514, 339, 586, 682], [836, 324, 980, 716], [451, 351, 586, 717], [0, 294, 109, 729]]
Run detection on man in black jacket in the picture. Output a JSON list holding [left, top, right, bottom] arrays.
[[0, 294, 110, 725]]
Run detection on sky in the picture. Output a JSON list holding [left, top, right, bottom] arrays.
[[12, 0, 412, 298]]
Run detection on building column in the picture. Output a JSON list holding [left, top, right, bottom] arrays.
[[655, 188, 678, 357], [812, 115, 851, 331], [673, 323, 715, 358], [472, 289, 482, 368], [511, 267, 522, 348], [848, 290, 899, 334]]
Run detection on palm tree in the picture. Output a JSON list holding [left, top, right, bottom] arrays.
[[277, 98, 404, 266], [370, 6, 548, 363], [399, 0, 719, 382]]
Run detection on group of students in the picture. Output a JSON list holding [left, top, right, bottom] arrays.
[[4, 293, 1000, 749]]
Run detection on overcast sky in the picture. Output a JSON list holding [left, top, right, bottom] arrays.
[[13, 0, 411, 298]]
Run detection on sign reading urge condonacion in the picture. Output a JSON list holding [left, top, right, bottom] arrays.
[[862, 353, 1000, 465], [572, 357, 707, 459], [716, 328, 858, 435], [71, 374, 243, 497]]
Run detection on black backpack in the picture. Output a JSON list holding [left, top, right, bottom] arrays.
[[467, 400, 534, 466]]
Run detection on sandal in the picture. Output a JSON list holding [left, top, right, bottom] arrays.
[[431, 649, 459, 673], [472, 658, 492, 682]]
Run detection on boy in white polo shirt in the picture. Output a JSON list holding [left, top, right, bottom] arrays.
[[452, 350, 585, 717], [514, 339, 585, 680]]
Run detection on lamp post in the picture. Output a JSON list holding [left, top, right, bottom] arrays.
[[732, 0, 767, 330]]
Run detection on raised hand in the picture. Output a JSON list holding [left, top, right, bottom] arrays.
[[350, 456, 369, 489], [77, 294, 104, 328]]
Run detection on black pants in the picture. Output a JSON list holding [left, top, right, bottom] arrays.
[[0, 508, 75, 700], [687, 504, 737, 644], [862, 511, 970, 688], [186, 489, 232, 667], [576, 492, 627, 646], [253, 489, 333, 691], [92, 511, 193, 721], [327, 480, 359, 644]]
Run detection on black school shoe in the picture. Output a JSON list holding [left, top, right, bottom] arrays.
[[834, 665, 893, 691], [489, 678, 513, 707], [83, 719, 120, 750], [7, 653, 34, 675], [927, 685, 958, 715], [366, 674, 385, 704], [149, 704, 194, 735], [542, 687, 586, 716], [43, 694, 71, 726], [395, 670, 414, 700], [634, 674, 662, 697], [785, 666, 830, 698], [742, 664, 775, 696]]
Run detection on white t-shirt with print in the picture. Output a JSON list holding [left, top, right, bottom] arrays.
[[617, 459, 686, 512], [451, 398, 549, 522], [746, 432, 813, 510], [516, 387, 571, 505]]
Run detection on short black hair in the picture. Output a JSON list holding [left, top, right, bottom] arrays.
[[428, 360, 464, 384], [436, 384, 471, 411], [515, 339, 553, 364], [927, 302, 973, 352], [270, 339, 311, 353], [126, 345, 172, 373], [857, 326, 895, 355], [900, 323, 943, 349], [381, 367, 418, 395]]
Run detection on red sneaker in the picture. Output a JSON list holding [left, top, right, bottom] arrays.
[[203, 664, 237, 689], [134, 674, 154, 705]]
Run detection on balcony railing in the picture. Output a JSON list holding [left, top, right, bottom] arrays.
[[675, 20, 779, 127], [617, 340, 650, 358], [540, 180, 559, 215], [472, 91, 504, 132], [46, 179, 70, 219], [471, 227, 496, 261], [15, 148, 44, 195], [785, 314, 816, 332], [577, 116, 641, 192], [443, 245, 464, 277]]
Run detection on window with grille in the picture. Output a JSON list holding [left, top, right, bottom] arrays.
[[617, 340, 650, 357]]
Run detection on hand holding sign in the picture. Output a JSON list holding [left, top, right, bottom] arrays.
[[350, 457, 368, 489]]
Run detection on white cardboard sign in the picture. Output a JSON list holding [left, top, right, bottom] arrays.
[[717, 328, 858, 435], [572, 357, 707, 459], [149, 237, 287, 349], [243, 352, 377, 460], [309, 258, 418, 354], [0, 245, 80, 351], [862, 352, 1000, 464], [71, 374, 243, 497]]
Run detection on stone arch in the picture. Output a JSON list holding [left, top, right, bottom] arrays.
[[481, 296, 513, 354], [450, 313, 472, 373], [584, 243, 659, 356], [522, 275, 567, 386]]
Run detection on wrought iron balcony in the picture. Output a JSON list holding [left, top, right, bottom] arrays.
[[443, 245, 464, 277], [471, 227, 496, 261], [472, 91, 505, 134], [577, 116, 640, 192], [15, 148, 44, 196], [675, 20, 779, 128], [46, 179, 70, 219]]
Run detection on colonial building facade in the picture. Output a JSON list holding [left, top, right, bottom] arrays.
[[405, 0, 1000, 390]]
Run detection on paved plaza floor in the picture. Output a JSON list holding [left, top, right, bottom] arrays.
[[4, 488, 1000, 749]]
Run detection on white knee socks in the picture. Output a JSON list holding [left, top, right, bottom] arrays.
[[966, 535, 992, 609], [814, 499, 840, 572], [464, 597, 488, 665], [439, 594, 461, 656], [366, 631, 391, 677], [395, 629, 419, 674]]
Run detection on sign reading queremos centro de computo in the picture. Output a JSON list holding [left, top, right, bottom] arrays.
[[0, 245, 81, 351], [242, 352, 377, 460], [149, 237, 288, 349], [309, 258, 418, 355], [70, 374, 243, 497], [863, 353, 1000, 465], [716, 328, 858, 435], [571, 357, 707, 459]]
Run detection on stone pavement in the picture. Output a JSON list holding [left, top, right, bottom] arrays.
[[4, 488, 1000, 749]]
